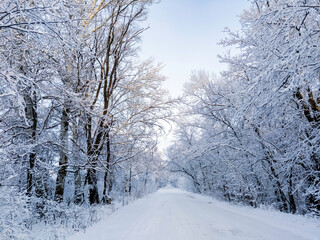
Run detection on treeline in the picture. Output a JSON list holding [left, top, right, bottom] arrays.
[[0, 0, 171, 238], [169, 0, 320, 215]]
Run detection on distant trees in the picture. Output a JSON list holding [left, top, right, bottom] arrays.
[[169, 0, 320, 215]]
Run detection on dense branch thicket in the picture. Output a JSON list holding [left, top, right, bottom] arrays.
[[169, 0, 320, 216], [0, 0, 171, 238]]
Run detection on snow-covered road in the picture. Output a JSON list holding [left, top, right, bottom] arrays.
[[68, 188, 320, 240]]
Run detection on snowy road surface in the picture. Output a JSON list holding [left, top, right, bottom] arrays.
[[68, 188, 320, 240]]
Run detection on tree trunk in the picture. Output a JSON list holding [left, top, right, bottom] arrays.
[[267, 159, 289, 212], [74, 167, 83, 204], [108, 172, 113, 197], [85, 116, 110, 204], [85, 119, 102, 204], [144, 170, 148, 190], [72, 122, 83, 204], [254, 126, 289, 212], [288, 166, 297, 213], [24, 93, 37, 197], [86, 166, 99, 204], [54, 106, 70, 202], [128, 166, 132, 195], [102, 132, 111, 204], [306, 154, 320, 213]]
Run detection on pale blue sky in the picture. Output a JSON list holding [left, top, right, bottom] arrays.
[[140, 0, 251, 97]]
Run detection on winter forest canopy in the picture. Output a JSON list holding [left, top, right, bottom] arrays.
[[0, 0, 320, 239]]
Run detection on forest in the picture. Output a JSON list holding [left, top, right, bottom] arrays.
[[169, 0, 320, 216], [0, 0, 320, 239]]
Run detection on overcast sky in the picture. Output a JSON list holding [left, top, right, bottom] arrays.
[[139, 0, 251, 97]]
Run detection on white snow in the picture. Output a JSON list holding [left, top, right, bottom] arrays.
[[67, 187, 320, 240]]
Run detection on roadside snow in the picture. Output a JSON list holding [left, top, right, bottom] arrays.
[[67, 187, 320, 240]]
